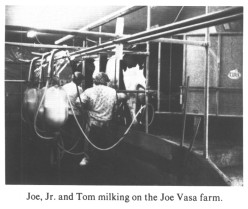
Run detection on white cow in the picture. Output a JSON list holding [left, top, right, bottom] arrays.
[[105, 55, 146, 125]]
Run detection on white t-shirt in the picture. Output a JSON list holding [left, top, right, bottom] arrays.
[[63, 81, 83, 115]]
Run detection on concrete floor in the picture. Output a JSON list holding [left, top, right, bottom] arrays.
[[5, 115, 243, 186]]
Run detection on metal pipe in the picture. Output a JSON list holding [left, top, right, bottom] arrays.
[[5, 80, 26, 83], [152, 37, 207, 47], [157, 42, 161, 111], [30, 7, 241, 68], [145, 6, 151, 134], [38, 53, 50, 89], [55, 60, 69, 77], [119, 6, 242, 43], [28, 57, 40, 83], [207, 159, 232, 186], [99, 26, 102, 45], [155, 111, 183, 115], [5, 41, 82, 50], [169, 41, 172, 111], [216, 34, 222, 116], [48, 49, 61, 79], [6, 30, 62, 37], [180, 86, 242, 91], [127, 13, 243, 44], [36, 52, 52, 65], [181, 32, 243, 36], [78, 55, 99, 60], [68, 9, 242, 58], [189, 116, 201, 152], [98, 51, 149, 55], [73, 45, 115, 58], [154, 111, 243, 118], [203, 7, 210, 159], [117, 90, 156, 93], [31, 52, 45, 56], [55, 6, 145, 44], [181, 76, 190, 147], [182, 35, 187, 104], [6, 25, 120, 39]]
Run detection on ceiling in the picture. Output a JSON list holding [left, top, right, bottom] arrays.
[[5, 6, 242, 47]]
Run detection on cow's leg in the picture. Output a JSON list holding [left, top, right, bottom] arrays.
[[126, 94, 138, 125]]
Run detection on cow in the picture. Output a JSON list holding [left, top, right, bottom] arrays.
[[31, 50, 147, 127], [105, 53, 146, 125]]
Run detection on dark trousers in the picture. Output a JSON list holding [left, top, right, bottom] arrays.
[[85, 122, 118, 163]]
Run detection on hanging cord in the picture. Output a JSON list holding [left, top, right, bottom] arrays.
[[33, 49, 61, 140], [58, 129, 86, 156], [139, 103, 155, 126], [35, 34, 43, 44], [33, 80, 55, 140], [57, 137, 86, 156], [66, 52, 84, 111], [135, 84, 155, 126], [66, 91, 146, 151]]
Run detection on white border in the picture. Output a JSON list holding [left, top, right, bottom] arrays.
[[1, 1, 247, 209]]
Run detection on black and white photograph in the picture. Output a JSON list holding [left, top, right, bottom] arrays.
[[1, 1, 248, 208]]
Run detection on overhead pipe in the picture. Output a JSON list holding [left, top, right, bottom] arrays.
[[151, 38, 207, 47], [41, 11, 243, 66], [118, 6, 243, 43], [6, 30, 64, 38], [71, 12, 242, 59], [29, 7, 242, 65], [6, 25, 120, 39], [5, 41, 83, 50], [5, 80, 26, 83], [98, 50, 149, 55], [55, 6, 145, 44], [127, 13, 243, 44], [73, 45, 116, 58], [68, 8, 242, 58]]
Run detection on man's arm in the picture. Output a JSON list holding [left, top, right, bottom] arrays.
[[117, 93, 127, 102], [75, 92, 88, 110]]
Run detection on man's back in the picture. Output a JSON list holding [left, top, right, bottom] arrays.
[[63, 81, 83, 115], [80, 85, 117, 122]]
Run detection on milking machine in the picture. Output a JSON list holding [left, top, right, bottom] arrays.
[[28, 49, 68, 139], [22, 48, 153, 169], [22, 56, 40, 122], [22, 49, 69, 166]]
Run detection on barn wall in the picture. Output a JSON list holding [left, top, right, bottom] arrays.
[[184, 33, 243, 116]]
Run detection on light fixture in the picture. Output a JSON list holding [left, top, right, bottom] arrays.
[[27, 30, 37, 38]]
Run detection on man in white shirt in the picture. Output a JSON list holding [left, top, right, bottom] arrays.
[[61, 72, 85, 155], [77, 72, 125, 166], [63, 72, 84, 115]]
